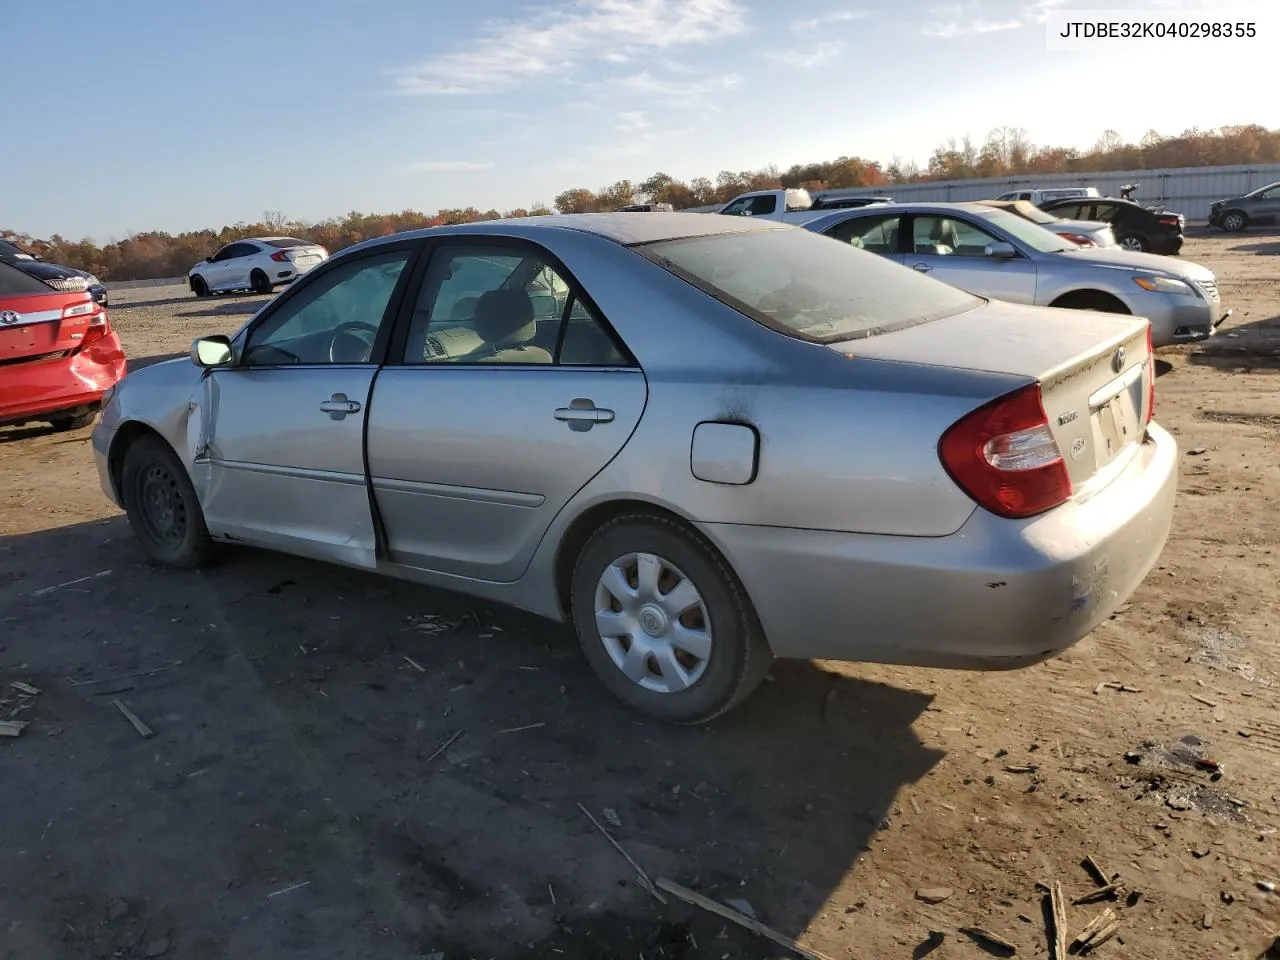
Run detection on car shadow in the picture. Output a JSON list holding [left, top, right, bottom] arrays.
[[1187, 314, 1280, 373], [1232, 240, 1280, 255], [182, 299, 268, 319], [0, 517, 942, 959], [108, 294, 193, 310]]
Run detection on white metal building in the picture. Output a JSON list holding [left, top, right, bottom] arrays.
[[816, 162, 1280, 223]]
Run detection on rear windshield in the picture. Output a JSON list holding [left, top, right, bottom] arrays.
[[636, 227, 982, 343], [0, 238, 35, 260], [263, 237, 312, 248], [0, 260, 58, 295]]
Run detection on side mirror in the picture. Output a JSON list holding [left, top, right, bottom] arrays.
[[205, 256, 214, 262], [191, 335, 234, 368], [985, 241, 1017, 259]]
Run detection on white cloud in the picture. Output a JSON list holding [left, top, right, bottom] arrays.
[[616, 111, 650, 134], [923, 8, 1022, 38], [390, 0, 746, 95], [789, 9, 867, 35], [406, 161, 495, 173], [612, 69, 744, 98], [1026, 0, 1067, 21], [764, 40, 846, 69]]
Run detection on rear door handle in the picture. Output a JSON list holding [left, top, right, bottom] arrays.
[[320, 393, 361, 419], [554, 398, 614, 430], [911, 262, 932, 273]]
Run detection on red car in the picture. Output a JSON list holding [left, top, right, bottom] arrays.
[[0, 260, 126, 431]]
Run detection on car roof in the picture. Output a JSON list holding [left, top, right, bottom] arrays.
[[347, 212, 790, 254]]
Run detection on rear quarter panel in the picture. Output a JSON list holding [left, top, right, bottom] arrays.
[[520, 231, 1025, 538]]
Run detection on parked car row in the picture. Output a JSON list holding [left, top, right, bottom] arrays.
[[0, 237, 108, 306], [800, 201, 1225, 346], [94, 211, 1176, 724]]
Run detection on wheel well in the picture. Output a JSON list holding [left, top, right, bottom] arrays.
[[1049, 290, 1131, 314], [553, 499, 712, 619], [250, 267, 266, 277], [107, 421, 166, 501]]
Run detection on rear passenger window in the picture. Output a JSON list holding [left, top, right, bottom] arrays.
[[402, 245, 630, 367], [828, 215, 901, 254]]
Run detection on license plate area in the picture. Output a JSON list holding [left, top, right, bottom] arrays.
[[1089, 367, 1144, 468]]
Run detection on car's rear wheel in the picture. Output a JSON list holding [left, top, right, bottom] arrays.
[[49, 411, 97, 431], [120, 435, 215, 569], [190, 275, 210, 298], [1117, 234, 1148, 252], [570, 514, 772, 724], [250, 269, 273, 295], [1221, 210, 1247, 232]]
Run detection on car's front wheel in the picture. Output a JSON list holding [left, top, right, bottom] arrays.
[[570, 514, 772, 724], [120, 435, 216, 569], [1221, 210, 1247, 232], [190, 275, 211, 298], [250, 269, 273, 295]]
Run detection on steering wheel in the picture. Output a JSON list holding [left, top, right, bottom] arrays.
[[327, 321, 379, 363]]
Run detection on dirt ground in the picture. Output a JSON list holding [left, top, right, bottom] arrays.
[[2, 234, 1279, 960]]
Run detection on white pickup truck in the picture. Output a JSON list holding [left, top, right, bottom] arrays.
[[715, 188, 890, 224]]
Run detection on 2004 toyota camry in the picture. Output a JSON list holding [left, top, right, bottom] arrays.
[[93, 213, 1176, 724]]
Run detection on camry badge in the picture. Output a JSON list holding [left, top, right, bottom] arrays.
[[0, 310, 20, 326]]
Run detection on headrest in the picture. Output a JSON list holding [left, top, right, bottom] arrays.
[[472, 288, 535, 346]]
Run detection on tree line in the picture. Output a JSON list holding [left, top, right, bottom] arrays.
[[5, 125, 1276, 282]]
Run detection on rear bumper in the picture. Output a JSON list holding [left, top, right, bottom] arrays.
[[0, 333, 126, 427], [702, 422, 1177, 668]]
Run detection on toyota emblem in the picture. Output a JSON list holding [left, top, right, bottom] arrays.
[[1112, 346, 1126, 373], [0, 310, 20, 326]]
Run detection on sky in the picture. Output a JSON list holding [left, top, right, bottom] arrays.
[[2, 0, 1275, 241]]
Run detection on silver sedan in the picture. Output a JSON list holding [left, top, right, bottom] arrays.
[[802, 202, 1230, 346], [92, 214, 1177, 723]]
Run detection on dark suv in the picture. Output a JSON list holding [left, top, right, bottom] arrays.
[[1040, 197, 1185, 255], [0, 238, 108, 306], [1208, 182, 1280, 232]]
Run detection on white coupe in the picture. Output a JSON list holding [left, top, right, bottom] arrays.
[[188, 237, 329, 297]]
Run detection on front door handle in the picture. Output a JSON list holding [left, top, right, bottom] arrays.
[[320, 393, 361, 420], [554, 398, 614, 431], [911, 262, 933, 273]]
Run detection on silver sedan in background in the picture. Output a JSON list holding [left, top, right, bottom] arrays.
[[803, 202, 1229, 346], [93, 214, 1176, 723]]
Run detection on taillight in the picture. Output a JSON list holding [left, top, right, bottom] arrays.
[[939, 384, 1072, 520], [1058, 232, 1095, 247], [1145, 321, 1155, 424], [270, 251, 291, 262], [1158, 215, 1180, 228]]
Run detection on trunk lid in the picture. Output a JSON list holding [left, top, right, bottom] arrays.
[[836, 298, 1152, 487], [0, 290, 97, 364], [287, 246, 327, 270]]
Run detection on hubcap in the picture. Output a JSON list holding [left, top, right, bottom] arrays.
[[137, 463, 187, 545], [593, 552, 712, 694], [1225, 214, 1243, 230], [1121, 237, 1142, 250]]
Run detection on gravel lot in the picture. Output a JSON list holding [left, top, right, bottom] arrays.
[[2, 234, 1279, 959]]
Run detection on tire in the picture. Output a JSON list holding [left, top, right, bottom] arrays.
[[250, 269, 273, 295], [1050, 291, 1131, 314], [120, 434, 215, 569], [1117, 234, 1148, 252], [49, 411, 97, 431], [1221, 210, 1247, 233], [190, 275, 210, 298], [569, 514, 772, 725]]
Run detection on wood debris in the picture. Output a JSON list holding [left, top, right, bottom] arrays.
[[424, 729, 463, 764], [1082, 855, 1115, 886], [110, 699, 153, 739], [1072, 883, 1120, 905], [9, 681, 40, 696], [959, 926, 1017, 955], [578, 802, 665, 905], [266, 880, 310, 899], [402, 655, 426, 673], [1004, 764, 1039, 774], [655, 877, 835, 960], [1071, 907, 1118, 953], [497, 721, 546, 735], [1048, 881, 1069, 960], [1191, 693, 1219, 707], [0, 720, 28, 737], [32, 569, 112, 598]]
